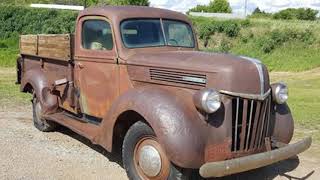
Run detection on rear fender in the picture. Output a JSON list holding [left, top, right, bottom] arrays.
[[98, 86, 206, 168], [21, 69, 58, 114]]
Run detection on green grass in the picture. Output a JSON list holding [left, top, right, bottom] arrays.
[[271, 69, 320, 144], [0, 36, 19, 67], [1, 17, 320, 72], [0, 49, 19, 67], [231, 41, 320, 72], [271, 69, 320, 130], [193, 17, 320, 72], [0, 68, 31, 110]]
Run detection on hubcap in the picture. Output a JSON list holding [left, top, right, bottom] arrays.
[[133, 137, 170, 179], [138, 145, 162, 177]]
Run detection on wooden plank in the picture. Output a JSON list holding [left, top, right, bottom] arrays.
[[21, 46, 37, 53], [39, 43, 70, 49], [38, 34, 71, 41], [38, 34, 71, 61], [20, 34, 72, 61], [38, 47, 70, 60], [20, 35, 37, 43], [20, 35, 38, 55]]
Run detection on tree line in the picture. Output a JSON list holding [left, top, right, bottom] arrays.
[[251, 7, 319, 21], [0, 0, 150, 7], [187, 0, 319, 21]]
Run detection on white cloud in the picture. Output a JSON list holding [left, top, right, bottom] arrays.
[[149, 0, 320, 14]]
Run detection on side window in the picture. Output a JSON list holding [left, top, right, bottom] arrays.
[[82, 19, 113, 51], [163, 20, 194, 47]]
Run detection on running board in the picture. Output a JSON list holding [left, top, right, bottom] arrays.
[[44, 112, 100, 142], [63, 112, 102, 125]]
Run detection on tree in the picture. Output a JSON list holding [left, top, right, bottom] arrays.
[[0, 0, 149, 6], [250, 7, 272, 18], [108, 0, 149, 6], [188, 0, 232, 13], [207, 0, 232, 13], [252, 7, 261, 15], [188, 5, 208, 13], [273, 8, 318, 21], [296, 8, 318, 21], [85, 0, 100, 6], [0, 0, 95, 6]]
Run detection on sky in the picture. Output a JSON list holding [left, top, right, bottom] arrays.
[[149, 0, 320, 14]]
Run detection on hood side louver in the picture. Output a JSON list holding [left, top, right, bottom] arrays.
[[149, 68, 207, 87]]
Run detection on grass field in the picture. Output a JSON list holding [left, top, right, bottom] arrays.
[[0, 49, 19, 67], [193, 17, 320, 72], [0, 36, 20, 67], [0, 68, 31, 111], [230, 19, 320, 72], [271, 68, 320, 126], [270, 69, 320, 142], [1, 18, 320, 71]]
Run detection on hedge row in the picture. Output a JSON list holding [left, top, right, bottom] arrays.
[[273, 8, 318, 21], [0, 5, 78, 39], [251, 8, 319, 21], [191, 17, 250, 48]]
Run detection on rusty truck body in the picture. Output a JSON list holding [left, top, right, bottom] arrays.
[[17, 6, 311, 180]]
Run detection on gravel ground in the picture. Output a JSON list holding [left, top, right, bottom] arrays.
[[0, 106, 127, 180], [0, 105, 319, 180]]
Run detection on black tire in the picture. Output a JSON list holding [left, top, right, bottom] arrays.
[[32, 96, 57, 132], [122, 121, 198, 180]]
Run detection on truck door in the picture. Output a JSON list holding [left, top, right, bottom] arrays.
[[74, 16, 119, 118]]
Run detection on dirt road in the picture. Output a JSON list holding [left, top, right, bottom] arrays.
[[0, 105, 319, 179]]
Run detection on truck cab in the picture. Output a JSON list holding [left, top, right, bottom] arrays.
[[17, 6, 311, 180]]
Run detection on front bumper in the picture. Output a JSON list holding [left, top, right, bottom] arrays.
[[199, 137, 312, 178]]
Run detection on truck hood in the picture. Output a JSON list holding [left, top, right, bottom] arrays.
[[125, 51, 270, 96]]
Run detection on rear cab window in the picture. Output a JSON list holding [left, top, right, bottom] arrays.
[[82, 20, 113, 51]]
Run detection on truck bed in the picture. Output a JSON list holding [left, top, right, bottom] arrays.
[[18, 34, 76, 113], [20, 34, 73, 61]]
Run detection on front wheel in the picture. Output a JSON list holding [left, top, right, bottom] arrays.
[[122, 121, 195, 180], [32, 95, 57, 132]]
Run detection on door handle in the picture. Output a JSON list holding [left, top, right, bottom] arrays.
[[77, 62, 84, 69]]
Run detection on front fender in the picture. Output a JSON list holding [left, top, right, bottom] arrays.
[[272, 103, 294, 144], [21, 69, 58, 114], [98, 86, 206, 168]]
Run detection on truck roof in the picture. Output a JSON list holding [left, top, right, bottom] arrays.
[[78, 6, 191, 24], [77, 6, 197, 60]]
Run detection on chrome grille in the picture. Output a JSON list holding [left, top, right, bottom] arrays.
[[149, 69, 206, 87], [231, 96, 271, 152]]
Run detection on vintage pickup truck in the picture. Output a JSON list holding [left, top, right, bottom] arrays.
[[17, 6, 311, 180]]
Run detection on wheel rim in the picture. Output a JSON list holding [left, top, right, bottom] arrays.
[[133, 137, 170, 180]]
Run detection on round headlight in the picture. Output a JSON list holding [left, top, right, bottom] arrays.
[[194, 89, 221, 114], [272, 83, 288, 104]]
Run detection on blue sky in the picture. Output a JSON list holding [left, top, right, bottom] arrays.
[[149, 0, 320, 14]]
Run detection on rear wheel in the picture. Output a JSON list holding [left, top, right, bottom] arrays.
[[32, 95, 57, 132], [122, 121, 196, 180]]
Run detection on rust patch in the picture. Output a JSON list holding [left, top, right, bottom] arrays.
[[205, 138, 232, 162]]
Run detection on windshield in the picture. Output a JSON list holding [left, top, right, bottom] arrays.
[[120, 19, 195, 48]]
